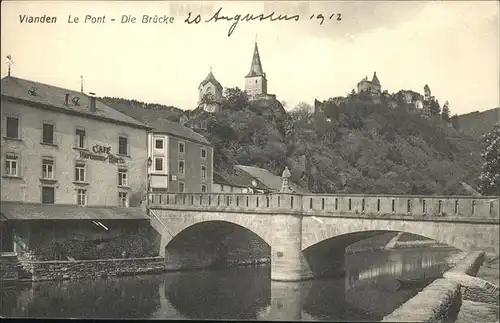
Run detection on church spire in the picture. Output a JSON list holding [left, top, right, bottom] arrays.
[[246, 41, 265, 78]]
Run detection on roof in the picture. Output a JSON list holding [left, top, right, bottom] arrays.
[[148, 118, 212, 146], [372, 72, 380, 85], [213, 168, 268, 190], [0, 202, 148, 220], [198, 70, 223, 92], [246, 42, 265, 78], [235, 165, 310, 193], [1, 76, 149, 130]]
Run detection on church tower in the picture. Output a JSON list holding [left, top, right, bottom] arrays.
[[245, 42, 268, 98]]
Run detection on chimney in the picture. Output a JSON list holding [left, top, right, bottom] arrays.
[[65, 93, 69, 105], [88, 92, 96, 112]]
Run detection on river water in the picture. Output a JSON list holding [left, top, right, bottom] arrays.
[[0, 247, 459, 321]]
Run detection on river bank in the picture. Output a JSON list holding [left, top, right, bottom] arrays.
[[455, 256, 499, 323], [382, 251, 499, 323]]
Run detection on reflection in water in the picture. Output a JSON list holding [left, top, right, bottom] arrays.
[[165, 267, 270, 319], [0, 247, 458, 321]]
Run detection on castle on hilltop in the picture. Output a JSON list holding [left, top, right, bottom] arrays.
[[315, 73, 448, 122], [195, 41, 277, 115], [357, 72, 381, 96]]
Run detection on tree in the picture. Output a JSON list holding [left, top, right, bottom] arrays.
[[200, 93, 215, 105], [478, 123, 500, 196], [224, 87, 249, 108], [441, 101, 450, 122], [289, 102, 314, 125], [429, 99, 441, 116]]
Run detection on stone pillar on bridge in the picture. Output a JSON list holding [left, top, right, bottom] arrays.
[[271, 212, 310, 281], [271, 168, 312, 281]]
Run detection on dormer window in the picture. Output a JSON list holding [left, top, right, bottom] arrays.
[[72, 97, 80, 106]]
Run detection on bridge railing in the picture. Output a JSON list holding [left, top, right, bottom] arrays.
[[149, 193, 499, 219], [148, 193, 304, 213], [300, 195, 499, 218]]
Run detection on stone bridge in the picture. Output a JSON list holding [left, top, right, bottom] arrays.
[[149, 192, 499, 281]]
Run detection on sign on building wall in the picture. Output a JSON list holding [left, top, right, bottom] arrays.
[[79, 144, 125, 164]]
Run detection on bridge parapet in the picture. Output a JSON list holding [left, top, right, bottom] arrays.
[[301, 195, 499, 219], [149, 193, 499, 219], [149, 193, 304, 214]]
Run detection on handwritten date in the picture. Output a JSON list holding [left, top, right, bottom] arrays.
[[310, 13, 342, 25], [184, 7, 343, 37]]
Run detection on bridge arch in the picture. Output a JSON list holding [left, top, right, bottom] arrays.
[[158, 214, 272, 271], [301, 216, 498, 254], [159, 213, 273, 249]]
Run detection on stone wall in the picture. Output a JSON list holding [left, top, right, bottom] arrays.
[[383, 251, 496, 322], [0, 255, 23, 281], [381, 279, 462, 322], [13, 220, 160, 261], [21, 257, 166, 282], [222, 228, 270, 266]]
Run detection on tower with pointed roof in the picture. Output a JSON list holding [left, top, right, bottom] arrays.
[[245, 42, 268, 98], [198, 67, 223, 113], [424, 84, 431, 102]]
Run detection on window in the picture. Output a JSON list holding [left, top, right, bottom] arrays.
[[201, 184, 207, 193], [154, 158, 164, 172], [119, 192, 128, 207], [77, 189, 87, 206], [42, 186, 55, 204], [118, 168, 127, 186], [220, 185, 225, 192], [155, 139, 163, 149], [5, 153, 18, 176], [42, 123, 54, 144], [178, 182, 185, 193], [6, 117, 19, 139], [118, 136, 128, 155], [178, 142, 185, 154], [201, 148, 207, 159], [201, 165, 207, 179], [42, 157, 54, 179], [178, 160, 185, 174], [75, 129, 86, 148], [75, 162, 86, 182]]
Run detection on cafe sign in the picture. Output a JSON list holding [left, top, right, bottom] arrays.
[[79, 144, 125, 164]]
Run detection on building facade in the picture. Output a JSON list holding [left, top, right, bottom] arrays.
[[0, 76, 155, 259], [1, 76, 150, 207], [147, 118, 213, 193]]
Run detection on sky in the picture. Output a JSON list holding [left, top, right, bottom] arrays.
[[1, 1, 499, 115]]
